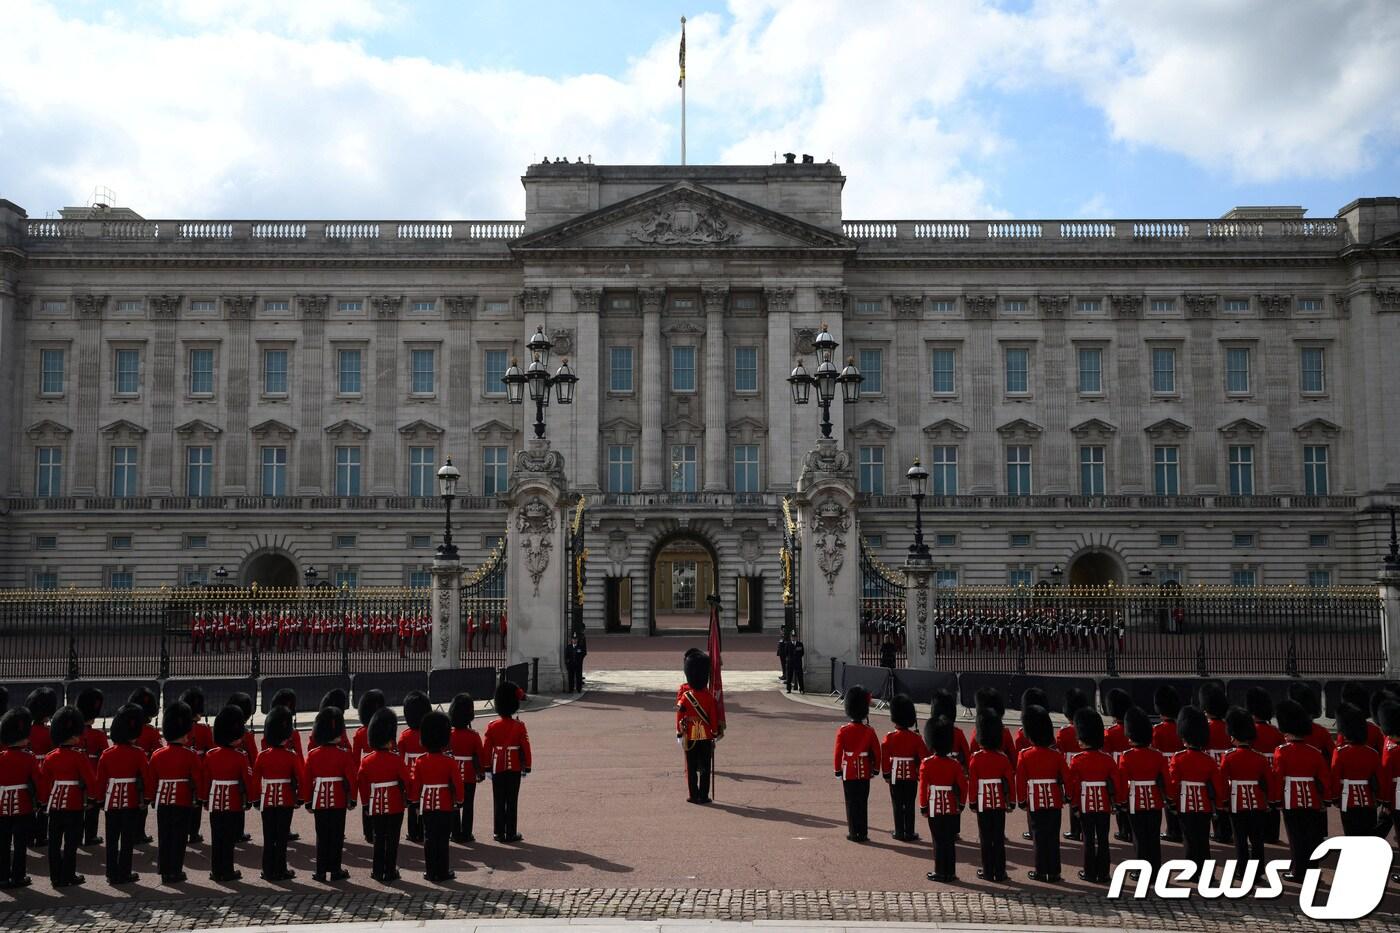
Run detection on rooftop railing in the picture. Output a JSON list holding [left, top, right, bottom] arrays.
[[24, 219, 525, 243], [4, 494, 508, 512], [842, 218, 1345, 244]]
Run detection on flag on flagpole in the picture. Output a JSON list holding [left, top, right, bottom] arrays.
[[678, 18, 686, 87], [706, 592, 725, 733]]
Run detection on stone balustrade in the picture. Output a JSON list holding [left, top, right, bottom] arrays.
[[841, 217, 1345, 244]]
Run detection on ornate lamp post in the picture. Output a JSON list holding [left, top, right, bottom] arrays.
[[436, 457, 461, 561], [906, 458, 931, 564], [787, 322, 862, 439], [503, 326, 577, 440], [213, 565, 229, 588], [303, 566, 318, 588], [1050, 564, 1064, 586]]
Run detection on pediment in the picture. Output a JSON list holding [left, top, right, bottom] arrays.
[[511, 182, 855, 254], [1145, 418, 1191, 439], [726, 416, 768, 439], [1070, 418, 1118, 438], [996, 418, 1044, 438], [923, 418, 969, 438], [324, 419, 371, 439], [472, 418, 516, 437], [99, 419, 147, 437], [600, 416, 641, 439], [1219, 417, 1266, 438], [25, 419, 72, 439], [398, 419, 445, 438], [175, 418, 222, 437], [666, 416, 705, 435], [849, 418, 897, 440], [250, 419, 296, 438], [1293, 417, 1341, 438]]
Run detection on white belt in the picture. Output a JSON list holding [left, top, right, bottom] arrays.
[[368, 780, 398, 816], [1284, 775, 1315, 808], [420, 782, 450, 809], [977, 778, 1003, 811], [1127, 780, 1155, 814], [1079, 780, 1108, 812], [47, 779, 79, 811], [1229, 779, 1263, 812], [209, 779, 239, 811], [928, 783, 956, 814], [155, 777, 188, 809], [104, 777, 137, 810], [1179, 779, 1206, 812], [891, 756, 916, 780], [262, 777, 292, 807], [311, 776, 344, 810], [1027, 778, 1056, 812], [1340, 778, 1370, 812]]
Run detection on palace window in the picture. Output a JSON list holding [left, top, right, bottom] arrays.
[[931, 446, 958, 496], [1297, 298, 1323, 313], [410, 349, 436, 394], [670, 445, 698, 492], [40, 349, 65, 395], [1006, 445, 1032, 496], [930, 299, 956, 313], [335, 569, 358, 589], [1151, 348, 1177, 394], [854, 298, 882, 314], [1077, 298, 1102, 313], [36, 447, 63, 497], [936, 569, 959, 588], [858, 446, 885, 495], [1225, 347, 1251, 394], [607, 445, 635, 493], [1300, 347, 1326, 394], [1231, 568, 1257, 586], [190, 300, 216, 313], [1150, 298, 1176, 313], [109, 570, 134, 590], [671, 346, 696, 392], [338, 300, 362, 313], [482, 446, 509, 495], [609, 346, 634, 393], [185, 446, 214, 496], [1077, 348, 1103, 394], [1153, 446, 1180, 496], [1004, 347, 1029, 394], [1003, 299, 1028, 313], [408, 446, 436, 497], [1079, 445, 1106, 495], [337, 349, 363, 395], [260, 446, 287, 496], [265, 300, 290, 313], [931, 349, 956, 394], [858, 348, 883, 395], [263, 350, 289, 395], [1159, 533, 1180, 548], [1307, 568, 1332, 588], [1008, 568, 1033, 587], [189, 349, 215, 395], [334, 446, 362, 496], [115, 349, 141, 395], [1303, 445, 1329, 496], [1224, 298, 1250, 313], [734, 346, 758, 393], [484, 350, 508, 395], [733, 444, 760, 493], [411, 300, 436, 313], [1233, 532, 1256, 548], [1309, 533, 1330, 548], [110, 446, 139, 498], [1228, 445, 1255, 496]]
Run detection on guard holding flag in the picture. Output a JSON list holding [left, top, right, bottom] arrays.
[[677, 650, 721, 804]]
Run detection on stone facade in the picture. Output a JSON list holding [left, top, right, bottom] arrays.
[[0, 165, 1398, 632]]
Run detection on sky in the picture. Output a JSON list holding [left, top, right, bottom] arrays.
[[2, 0, 1397, 221]]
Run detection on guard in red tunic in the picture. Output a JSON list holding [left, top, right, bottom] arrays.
[[881, 694, 928, 843], [932, 690, 970, 764], [1102, 688, 1133, 844], [1332, 703, 1380, 837], [483, 681, 532, 842], [353, 689, 386, 845], [1014, 688, 1050, 759], [1219, 707, 1271, 863], [358, 708, 410, 883], [918, 715, 967, 882], [76, 688, 108, 848], [1288, 684, 1335, 761], [255, 706, 306, 882], [305, 706, 357, 883], [0, 709, 38, 889], [1067, 708, 1120, 883], [1118, 707, 1166, 871], [414, 710, 463, 882], [1338, 682, 1384, 753], [1057, 689, 1089, 842], [25, 687, 58, 848], [179, 688, 213, 845], [225, 692, 259, 845], [448, 693, 483, 843], [833, 686, 880, 843], [38, 706, 98, 887], [312, 690, 352, 751], [399, 691, 431, 842], [1273, 697, 1334, 881], [969, 688, 1016, 769], [1151, 685, 1184, 843], [150, 701, 203, 884], [266, 689, 306, 760], [967, 709, 1014, 882], [205, 706, 256, 883], [1168, 705, 1226, 868], [1378, 701, 1400, 872], [676, 650, 721, 805], [1198, 683, 1233, 844], [1015, 704, 1067, 883], [1246, 686, 1284, 844], [97, 705, 152, 885]]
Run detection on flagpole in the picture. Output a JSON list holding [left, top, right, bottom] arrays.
[[680, 16, 687, 165]]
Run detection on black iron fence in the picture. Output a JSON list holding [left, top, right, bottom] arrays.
[[461, 539, 507, 669], [859, 539, 908, 667]]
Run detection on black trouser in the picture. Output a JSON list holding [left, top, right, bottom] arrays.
[[1080, 811, 1110, 881], [566, 662, 583, 692], [1212, 809, 1233, 843], [685, 740, 713, 801], [842, 779, 870, 838], [361, 808, 374, 844], [46, 810, 82, 883], [1128, 809, 1162, 871], [83, 805, 101, 845], [422, 810, 452, 879], [1066, 807, 1081, 840], [1229, 810, 1267, 862], [156, 805, 191, 879], [406, 803, 422, 842], [371, 812, 403, 878], [928, 813, 959, 878], [209, 811, 240, 879], [0, 814, 32, 883], [1179, 812, 1212, 865], [261, 806, 294, 878], [1341, 804, 1377, 837], [313, 808, 347, 876], [105, 809, 141, 880], [492, 772, 522, 838], [1028, 808, 1062, 879], [188, 802, 203, 842], [975, 809, 1006, 879], [1162, 807, 1182, 841], [452, 784, 476, 842], [1114, 808, 1133, 842], [1282, 808, 1325, 875], [789, 663, 805, 693], [889, 779, 918, 839], [31, 808, 47, 848]]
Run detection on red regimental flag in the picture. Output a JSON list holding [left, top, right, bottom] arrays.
[[707, 596, 725, 733]]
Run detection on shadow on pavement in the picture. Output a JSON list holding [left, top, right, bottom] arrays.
[[707, 801, 845, 830]]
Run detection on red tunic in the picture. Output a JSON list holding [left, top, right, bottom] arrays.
[[238, 732, 260, 765], [352, 725, 371, 763], [880, 728, 929, 783], [1151, 719, 1183, 755], [1331, 742, 1380, 812], [305, 744, 358, 810], [967, 748, 1015, 811], [189, 722, 214, 756], [1273, 739, 1332, 809], [412, 752, 464, 811], [917, 754, 968, 815], [1304, 723, 1336, 760], [1055, 724, 1083, 770], [1205, 717, 1230, 764], [676, 687, 721, 742], [1012, 727, 1032, 757], [1379, 742, 1400, 809], [398, 727, 425, 775], [82, 725, 110, 772], [970, 727, 1018, 769], [949, 725, 971, 766], [1219, 746, 1273, 812], [204, 746, 257, 812], [1117, 746, 1167, 812], [136, 724, 162, 758], [29, 723, 52, 758], [37, 746, 98, 811], [149, 744, 204, 808], [1104, 723, 1129, 763], [483, 718, 532, 774], [1067, 749, 1119, 813], [1015, 745, 1068, 811], [1252, 720, 1285, 755], [1167, 748, 1225, 813], [357, 748, 410, 816], [833, 722, 881, 781], [0, 748, 39, 817], [97, 743, 154, 810], [450, 727, 484, 786], [253, 746, 306, 808]]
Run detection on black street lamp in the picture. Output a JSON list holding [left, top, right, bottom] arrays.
[[906, 458, 931, 563], [503, 326, 578, 439], [1137, 564, 1153, 585], [303, 566, 318, 589], [1050, 564, 1064, 586], [787, 322, 861, 439], [213, 565, 229, 587], [436, 457, 461, 561]]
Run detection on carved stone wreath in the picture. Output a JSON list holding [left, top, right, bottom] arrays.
[[812, 497, 850, 595], [436, 574, 454, 658], [627, 201, 740, 245], [516, 497, 556, 597], [916, 585, 929, 656]]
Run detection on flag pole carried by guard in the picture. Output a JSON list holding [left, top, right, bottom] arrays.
[[679, 16, 687, 165], [706, 590, 724, 800]]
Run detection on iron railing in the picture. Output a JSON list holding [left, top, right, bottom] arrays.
[[781, 497, 801, 639], [460, 539, 507, 669], [859, 539, 907, 667]]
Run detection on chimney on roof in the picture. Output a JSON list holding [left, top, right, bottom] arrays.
[[783, 152, 796, 164], [802, 154, 814, 164]]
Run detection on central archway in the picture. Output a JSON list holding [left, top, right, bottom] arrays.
[[648, 531, 719, 635], [1069, 549, 1123, 587], [242, 549, 299, 588]]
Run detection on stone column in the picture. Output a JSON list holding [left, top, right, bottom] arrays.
[[765, 287, 798, 491], [903, 560, 934, 670], [147, 297, 179, 496], [793, 438, 861, 692], [504, 440, 569, 689], [703, 287, 727, 491], [572, 287, 602, 493], [1039, 297, 1070, 494], [444, 295, 475, 470], [639, 288, 664, 492], [223, 297, 254, 494], [371, 296, 402, 495], [72, 295, 108, 496], [430, 550, 464, 670], [0, 283, 21, 497], [967, 299, 997, 492], [296, 296, 328, 494]]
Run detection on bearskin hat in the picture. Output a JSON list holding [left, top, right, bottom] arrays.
[[320, 688, 349, 712], [1074, 708, 1105, 750], [843, 686, 870, 723], [925, 716, 954, 756], [931, 689, 957, 722], [975, 708, 1003, 751], [1105, 687, 1133, 721], [263, 705, 294, 748], [1226, 707, 1257, 745], [684, 651, 712, 691], [76, 686, 104, 723], [403, 691, 431, 730], [1370, 688, 1396, 722], [50, 705, 85, 746], [213, 705, 245, 748], [1341, 681, 1370, 713], [1287, 682, 1321, 719], [420, 710, 451, 754], [1177, 705, 1210, 749], [226, 692, 254, 722], [1198, 683, 1229, 720], [1336, 703, 1369, 745], [494, 681, 521, 718], [975, 687, 1005, 716], [24, 686, 58, 723], [127, 686, 158, 723], [889, 694, 917, 730], [1021, 687, 1049, 713], [1153, 684, 1182, 721], [1275, 698, 1312, 739], [1245, 685, 1275, 723], [1063, 687, 1089, 719], [270, 687, 298, 714], [161, 701, 193, 743], [368, 707, 398, 750], [313, 707, 343, 747], [1021, 704, 1054, 748], [356, 688, 385, 726], [109, 704, 144, 745], [1124, 706, 1153, 746], [0, 709, 29, 747], [448, 693, 475, 729], [178, 686, 206, 719]]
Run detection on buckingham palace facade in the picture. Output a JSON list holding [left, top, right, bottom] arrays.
[[0, 160, 1397, 631]]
